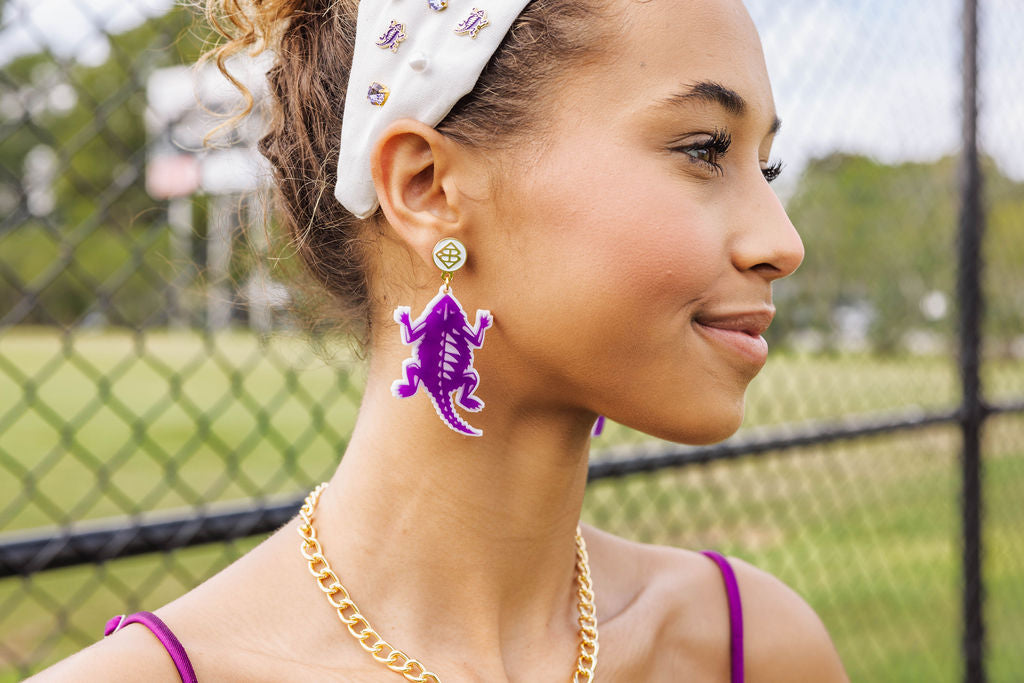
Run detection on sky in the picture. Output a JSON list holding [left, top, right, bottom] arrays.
[[1, 0, 1022, 184], [746, 0, 1024, 187], [0, 0, 176, 67]]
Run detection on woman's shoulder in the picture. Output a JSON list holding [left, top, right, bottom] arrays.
[[26, 604, 338, 683], [25, 620, 183, 683], [25, 537, 296, 682], [583, 525, 849, 682], [720, 555, 849, 681]]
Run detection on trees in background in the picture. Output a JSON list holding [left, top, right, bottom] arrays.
[[0, 7, 213, 327], [776, 153, 1023, 355]]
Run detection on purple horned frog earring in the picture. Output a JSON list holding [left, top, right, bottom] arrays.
[[391, 238, 493, 437]]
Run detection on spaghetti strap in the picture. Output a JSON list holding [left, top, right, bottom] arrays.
[[104, 611, 198, 683], [700, 550, 745, 683]]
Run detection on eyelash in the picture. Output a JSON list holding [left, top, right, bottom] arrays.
[[671, 129, 784, 183], [762, 160, 784, 183]]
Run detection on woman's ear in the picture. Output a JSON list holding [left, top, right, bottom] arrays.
[[370, 118, 462, 263]]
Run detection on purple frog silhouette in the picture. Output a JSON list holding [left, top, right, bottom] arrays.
[[392, 286, 492, 437]]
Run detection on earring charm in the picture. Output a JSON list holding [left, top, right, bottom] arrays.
[[392, 238, 493, 437]]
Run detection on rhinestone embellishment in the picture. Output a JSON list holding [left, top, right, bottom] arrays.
[[367, 82, 390, 106], [454, 8, 489, 38], [376, 20, 406, 53], [428, 0, 448, 10], [433, 238, 466, 272]]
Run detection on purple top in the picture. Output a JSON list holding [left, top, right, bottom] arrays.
[[105, 553, 743, 682], [104, 611, 197, 683], [701, 550, 745, 683]]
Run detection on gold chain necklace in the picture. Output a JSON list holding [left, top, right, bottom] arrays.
[[297, 482, 599, 682]]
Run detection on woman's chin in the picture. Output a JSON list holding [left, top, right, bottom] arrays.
[[625, 401, 746, 446], [676, 422, 742, 446]]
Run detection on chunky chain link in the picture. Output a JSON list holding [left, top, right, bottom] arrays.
[[573, 529, 599, 683], [297, 482, 598, 682]]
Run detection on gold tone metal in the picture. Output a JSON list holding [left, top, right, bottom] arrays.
[[434, 241, 464, 270], [432, 238, 467, 273], [441, 271, 454, 291], [297, 482, 598, 682]]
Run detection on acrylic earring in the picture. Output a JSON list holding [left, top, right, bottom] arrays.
[[391, 238, 493, 437]]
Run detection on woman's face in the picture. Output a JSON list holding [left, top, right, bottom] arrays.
[[468, 0, 803, 444]]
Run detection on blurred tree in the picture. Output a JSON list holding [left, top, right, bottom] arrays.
[[777, 153, 1023, 354], [0, 5, 215, 327], [983, 159, 1024, 355]]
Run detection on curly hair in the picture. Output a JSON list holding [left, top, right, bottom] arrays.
[[197, 0, 606, 351]]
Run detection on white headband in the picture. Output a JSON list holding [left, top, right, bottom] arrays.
[[334, 1, 532, 219]]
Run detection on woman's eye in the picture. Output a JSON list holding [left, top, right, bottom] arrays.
[[673, 142, 725, 176], [671, 129, 731, 175], [686, 147, 717, 164]]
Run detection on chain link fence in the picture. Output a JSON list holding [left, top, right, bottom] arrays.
[[1, 0, 1022, 680]]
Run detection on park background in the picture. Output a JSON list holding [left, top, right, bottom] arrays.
[[0, 0, 1022, 680]]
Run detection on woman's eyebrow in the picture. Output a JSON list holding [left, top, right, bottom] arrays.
[[660, 80, 782, 136]]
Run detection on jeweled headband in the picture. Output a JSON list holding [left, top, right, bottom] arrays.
[[334, 1, 532, 219]]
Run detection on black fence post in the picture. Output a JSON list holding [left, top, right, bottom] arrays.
[[958, 0, 985, 681]]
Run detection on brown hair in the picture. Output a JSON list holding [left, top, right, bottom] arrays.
[[198, 0, 606, 351]]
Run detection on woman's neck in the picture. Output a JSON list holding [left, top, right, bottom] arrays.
[[311, 355, 596, 664]]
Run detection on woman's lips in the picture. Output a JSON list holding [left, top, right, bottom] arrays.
[[692, 309, 774, 367]]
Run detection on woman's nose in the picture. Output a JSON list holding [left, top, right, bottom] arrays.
[[730, 180, 804, 281]]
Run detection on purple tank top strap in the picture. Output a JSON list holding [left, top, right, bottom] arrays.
[[104, 611, 198, 683], [700, 550, 745, 683]]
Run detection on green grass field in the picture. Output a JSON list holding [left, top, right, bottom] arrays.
[[1, 327, 1022, 681]]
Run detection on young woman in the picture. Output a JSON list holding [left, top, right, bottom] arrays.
[[35, 0, 848, 680]]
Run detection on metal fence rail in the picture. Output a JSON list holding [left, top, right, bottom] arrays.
[[1, 0, 1022, 681], [0, 407, 965, 577]]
